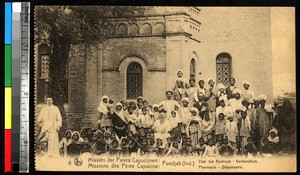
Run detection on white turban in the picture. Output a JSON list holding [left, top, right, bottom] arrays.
[[177, 69, 183, 74], [219, 95, 228, 103], [239, 106, 247, 112], [207, 78, 215, 83], [182, 97, 189, 103], [218, 83, 226, 89], [257, 94, 268, 101], [243, 80, 250, 86]]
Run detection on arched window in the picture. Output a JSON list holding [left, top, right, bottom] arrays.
[[140, 23, 152, 35], [216, 53, 232, 86], [190, 58, 196, 79], [153, 22, 165, 34], [116, 24, 127, 35], [128, 24, 139, 35], [127, 62, 143, 99]]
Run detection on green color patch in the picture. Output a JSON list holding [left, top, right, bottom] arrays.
[[5, 45, 12, 87]]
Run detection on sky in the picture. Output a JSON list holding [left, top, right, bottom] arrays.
[[271, 7, 295, 97]]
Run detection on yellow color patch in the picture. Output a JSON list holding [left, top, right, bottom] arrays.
[[5, 87, 12, 129]]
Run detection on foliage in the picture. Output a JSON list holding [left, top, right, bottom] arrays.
[[35, 6, 148, 133]]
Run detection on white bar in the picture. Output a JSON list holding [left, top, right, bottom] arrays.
[[12, 2, 22, 13]]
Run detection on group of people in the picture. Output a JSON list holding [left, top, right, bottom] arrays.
[[39, 70, 295, 158]]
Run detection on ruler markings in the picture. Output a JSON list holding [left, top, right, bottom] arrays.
[[19, 2, 30, 173]]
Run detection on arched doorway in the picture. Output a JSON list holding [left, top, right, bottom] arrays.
[[216, 53, 232, 86], [127, 62, 143, 99]]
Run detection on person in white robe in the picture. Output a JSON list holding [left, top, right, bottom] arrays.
[[180, 97, 191, 125], [38, 97, 62, 157], [242, 81, 255, 101], [226, 88, 243, 118], [216, 96, 230, 121], [97, 95, 109, 116], [152, 109, 171, 141], [174, 69, 188, 87], [186, 79, 199, 107], [159, 90, 181, 120]]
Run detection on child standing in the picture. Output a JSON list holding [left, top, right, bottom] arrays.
[[203, 138, 219, 157], [215, 113, 226, 145], [238, 108, 251, 154], [225, 115, 238, 150]]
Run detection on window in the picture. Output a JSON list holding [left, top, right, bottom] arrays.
[[37, 44, 50, 103], [190, 58, 196, 79], [127, 62, 143, 99], [216, 53, 232, 86]]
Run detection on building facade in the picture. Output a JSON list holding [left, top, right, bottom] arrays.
[[35, 7, 273, 130]]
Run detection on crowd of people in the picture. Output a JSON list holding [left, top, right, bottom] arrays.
[[54, 70, 295, 158]]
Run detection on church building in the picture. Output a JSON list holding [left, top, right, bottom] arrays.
[[35, 7, 273, 129]]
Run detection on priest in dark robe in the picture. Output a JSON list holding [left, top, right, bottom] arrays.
[[110, 102, 128, 138]]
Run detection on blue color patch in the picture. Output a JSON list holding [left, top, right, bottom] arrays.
[[5, 3, 12, 44]]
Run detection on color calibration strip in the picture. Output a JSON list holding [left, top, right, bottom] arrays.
[[5, 2, 13, 172], [5, 2, 30, 172], [19, 2, 30, 172]]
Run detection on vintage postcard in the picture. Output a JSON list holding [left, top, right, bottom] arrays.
[[34, 6, 296, 172]]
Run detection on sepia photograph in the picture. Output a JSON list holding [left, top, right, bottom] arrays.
[[34, 6, 296, 172]]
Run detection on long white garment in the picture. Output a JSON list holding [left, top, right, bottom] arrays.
[[216, 106, 231, 120], [180, 107, 191, 124], [38, 105, 62, 156], [158, 100, 180, 120], [226, 98, 243, 113]]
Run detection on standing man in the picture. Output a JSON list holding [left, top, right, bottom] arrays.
[[205, 78, 218, 124], [256, 95, 272, 144], [226, 78, 237, 100], [159, 90, 181, 120], [186, 79, 198, 108], [38, 97, 62, 157]]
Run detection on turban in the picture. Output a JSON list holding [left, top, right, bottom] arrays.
[[177, 69, 183, 74], [218, 83, 226, 89], [239, 106, 247, 112], [219, 95, 228, 103], [243, 80, 250, 86], [257, 94, 268, 101], [166, 90, 173, 94], [182, 97, 189, 102], [207, 78, 215, 83]]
